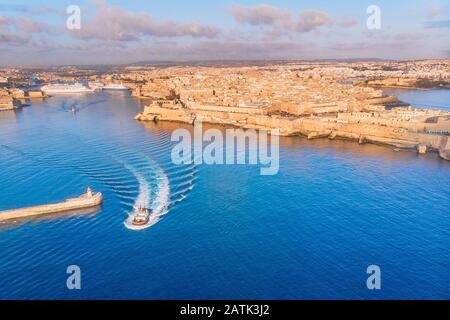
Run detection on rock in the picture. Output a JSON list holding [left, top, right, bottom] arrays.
[[438, 137, 450, 160], [0, 96, 14, 111], [439, 150, 450, 161], [27, 91, 45, 98], [9, 88, 25, 99], [365, 136, 417, 149], [307, 130, 331, 140], [417, 144, 427, 155], [330, 131, 360, 141], [359, 136, 366, 144]]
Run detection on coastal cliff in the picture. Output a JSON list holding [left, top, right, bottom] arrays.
[[0, 96, 15, 111], [135, 103, 450, 160]]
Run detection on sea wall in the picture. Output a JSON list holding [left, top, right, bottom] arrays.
[[439, 137, 450, 160], [136, 105, 450, 160], [0, 96, 14, 111], [27, 91, 47, 99], [0, 192, 103, 222]]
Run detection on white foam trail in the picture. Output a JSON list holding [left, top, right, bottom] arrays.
[[123, 160, 170, 231], [133, 168, 150, 209]]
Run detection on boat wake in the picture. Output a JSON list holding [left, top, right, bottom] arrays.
[[2, 130, 196, 232], [60, 97, 107, 113], [122, 159, 170, 231]]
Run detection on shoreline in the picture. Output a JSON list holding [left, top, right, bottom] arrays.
[[135, 105, 450, 161], [370, 85, 448, 91]]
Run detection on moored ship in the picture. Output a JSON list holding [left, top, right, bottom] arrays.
[[103, 83, 129, 91], [88, 81, 105, 91], [41, 83, 95, 94]]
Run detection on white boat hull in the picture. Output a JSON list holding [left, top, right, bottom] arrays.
[[41, 84, 95, 94], [103, 88, 129, 91], [43, 90, 95, 94]]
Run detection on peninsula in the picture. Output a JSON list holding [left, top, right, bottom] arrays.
[[130, 61, 450, 160], [1, 60, 449, 159]]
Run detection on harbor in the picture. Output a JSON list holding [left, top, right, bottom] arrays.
[[0, 188, 102, 222], [0, 88, 448, 300]]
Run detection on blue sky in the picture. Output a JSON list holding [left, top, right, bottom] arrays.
[[0, 0, 449, 66]]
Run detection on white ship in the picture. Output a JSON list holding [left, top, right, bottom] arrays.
[[88, 81, 105, 91], [103, 83, 129, 91], [41, 83, 95, 94]]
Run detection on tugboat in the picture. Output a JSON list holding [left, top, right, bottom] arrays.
[[132, 206, 151, 226]]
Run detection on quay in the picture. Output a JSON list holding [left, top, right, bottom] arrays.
[[0, 188, 103, 222]]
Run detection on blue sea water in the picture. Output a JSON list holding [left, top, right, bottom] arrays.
[[382, 88, 450, 111], [0, 91, 449, 300]]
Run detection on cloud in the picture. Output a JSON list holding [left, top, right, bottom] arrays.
[[0, 1, 445, 65], [0, 15, 53, 47], [0, 24, 30, 46], [141, 40, 315, 61], [329, 42, 380, 51], [339, 16, 358, 28], [16, 18, 55, 33], [393, 33, 426, 41], [0, 14, 55, 34], [73, 0, 220, 41], [296, 9, 334, 32], [0, 37, 317, 66], [0, 15, 13, 26], [0, 31, 27, 45], [0, 15, 20, 44], [228, 5, 335, 38], [426, 4, 450, 18], [329, 38, 425, 52], [229, 4, 292, 26], [0, 4, 58, 15], [425, 20, 450, 28]]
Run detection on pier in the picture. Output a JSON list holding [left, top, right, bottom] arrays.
[[0, 188, 103, 222]]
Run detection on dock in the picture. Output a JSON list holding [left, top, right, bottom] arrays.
[[0, 188, 103, 222]]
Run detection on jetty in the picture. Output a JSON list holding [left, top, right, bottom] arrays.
[[0, 188, 103, 222]]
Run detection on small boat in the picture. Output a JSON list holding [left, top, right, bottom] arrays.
[[132, 206, 152, 226], [70, 107, 77, 113]]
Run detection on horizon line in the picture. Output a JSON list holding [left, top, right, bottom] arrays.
[[2, 57, 450, 69]]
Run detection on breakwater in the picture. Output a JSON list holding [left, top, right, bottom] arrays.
[[0, 189, 102, 222]]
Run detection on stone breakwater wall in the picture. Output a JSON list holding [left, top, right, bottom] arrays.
[[0, 192, 103, 222], [135, 106, 450, 160]]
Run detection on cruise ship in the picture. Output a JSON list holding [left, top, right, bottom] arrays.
[[88, 81, 105, 91], [41, 83, 95, 94], [103, 83, 129, 91]]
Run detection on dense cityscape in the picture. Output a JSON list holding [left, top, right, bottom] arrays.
[[2, 59, 449, 159]]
